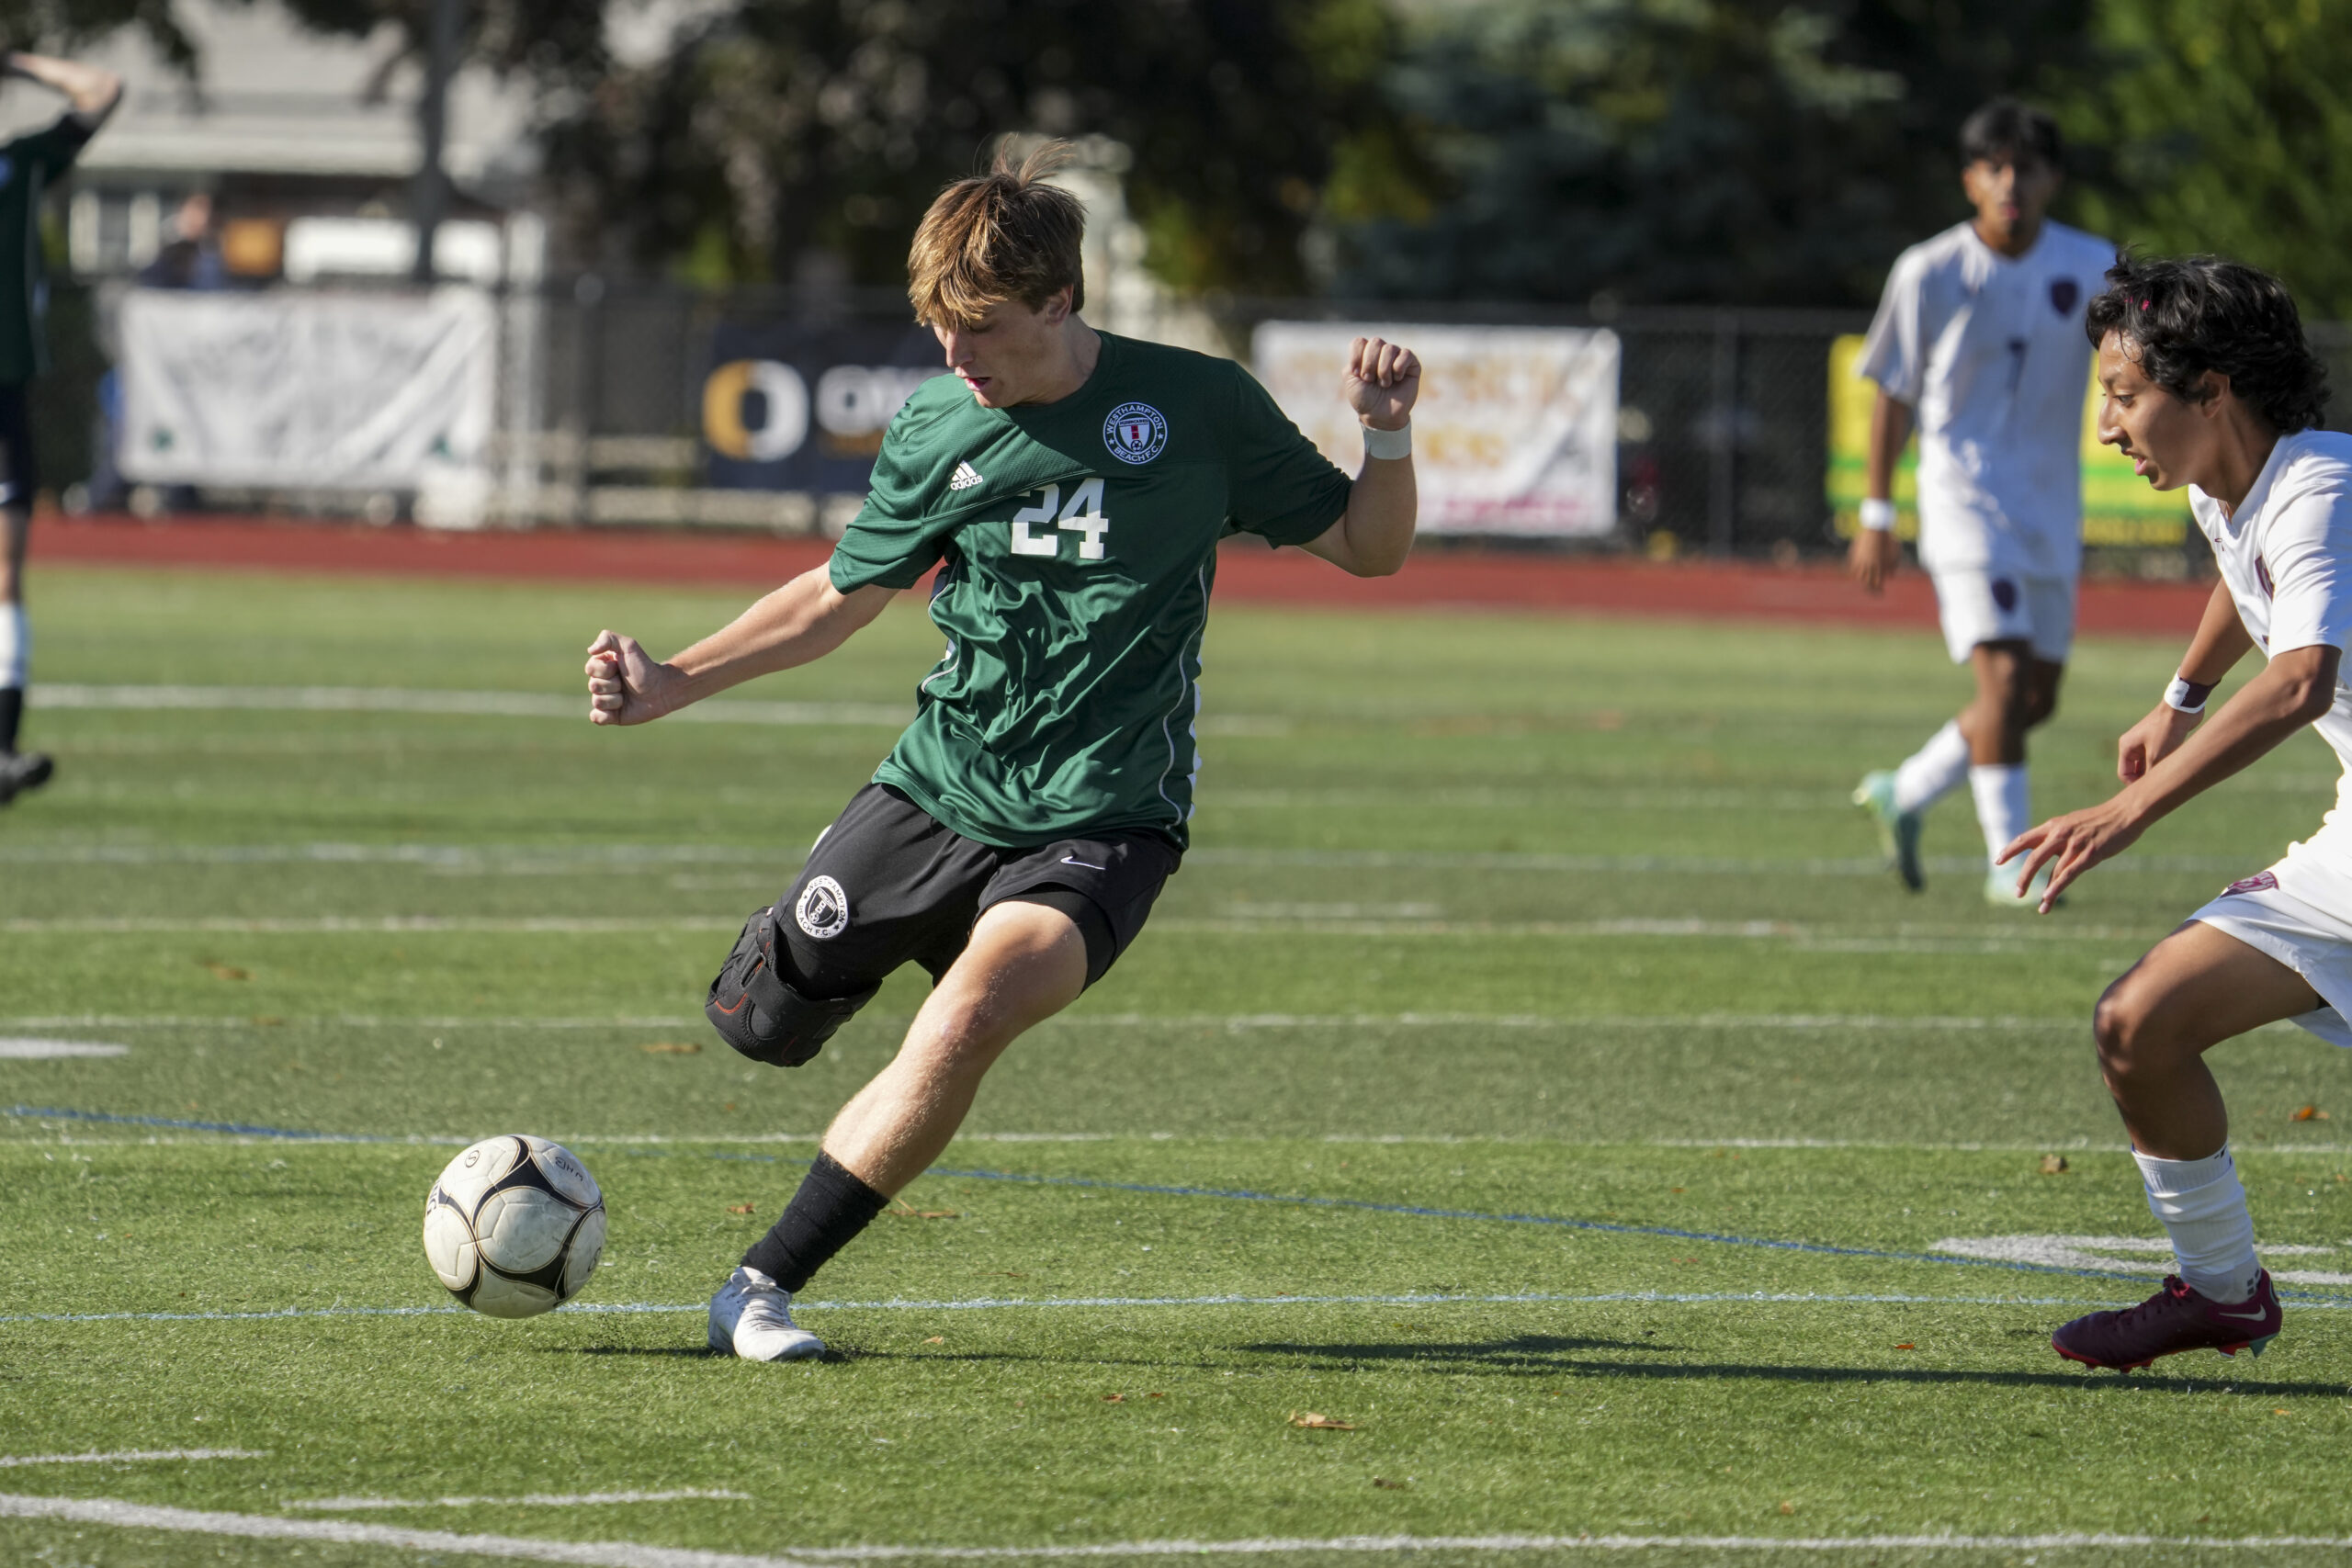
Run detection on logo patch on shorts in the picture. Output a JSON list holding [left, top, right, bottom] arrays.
[[2050, 277, 2079, 316], [795, 875, 851, 940], [1991, 578, 2018, 613], [2223, 871, 2279, 897], [1103, 402, 1168, 465]]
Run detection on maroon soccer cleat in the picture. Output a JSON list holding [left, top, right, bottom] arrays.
[[2052, 1270, 2282, 1371]]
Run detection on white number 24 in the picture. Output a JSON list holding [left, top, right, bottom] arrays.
[[1010, 479, 1110, 561]]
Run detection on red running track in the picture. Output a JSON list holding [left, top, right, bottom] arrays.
[[28, 513, 2211, 640]]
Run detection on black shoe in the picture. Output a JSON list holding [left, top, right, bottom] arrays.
[[0, 750, 53, 806]]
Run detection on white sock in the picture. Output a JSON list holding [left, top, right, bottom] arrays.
[[1969, 763, 2029, 869], [0, 601, 23, 689], [1891, 721, 1971, 815], [2134, 1146, 2260, 1303]]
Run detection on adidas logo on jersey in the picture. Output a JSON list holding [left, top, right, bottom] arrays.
[[949, 461, 984, 491]]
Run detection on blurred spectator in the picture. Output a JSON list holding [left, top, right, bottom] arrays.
[[138, 192, 229, 290]]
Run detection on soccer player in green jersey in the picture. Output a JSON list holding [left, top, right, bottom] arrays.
[[0, 50, 119, 806], [585, 142, 1420, 1361]]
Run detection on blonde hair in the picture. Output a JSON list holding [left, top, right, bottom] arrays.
[[907, 140, 1087, 328]]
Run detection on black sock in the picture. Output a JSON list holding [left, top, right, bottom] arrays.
[[0, 687, 18, 754], [741, 1151, 890, 1292]]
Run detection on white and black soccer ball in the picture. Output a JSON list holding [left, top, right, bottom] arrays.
[[422, 1134, 605, 1319]]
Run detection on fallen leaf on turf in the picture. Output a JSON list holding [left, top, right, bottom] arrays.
[[726, 1203, 756, 1215], [1148, 1393, 1165, 1399], [2039, 1154, 2069, 1175], [1894, 1343, 1916, 1350], [1290, 1412, 1357, 1430], [1372, 1478, 1409, 1491], [2276, 1408, 2290, 1416], [923, 1337, 944, 1345], [203, 963, 249, 981], [2295, 1105, 2331, 1122], [639, 1041, 702, 1055], [1779, 1502, 1796, 1516], [1103, 1393, 1126, 1404]]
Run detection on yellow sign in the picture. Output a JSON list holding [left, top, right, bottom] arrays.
[[1826, 334, 2189, 547]]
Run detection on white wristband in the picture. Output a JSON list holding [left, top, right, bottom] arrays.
[[1859, 498, 1897, 533], [2165, 676, 2214, 714], [1362, 421, 1411, 461]]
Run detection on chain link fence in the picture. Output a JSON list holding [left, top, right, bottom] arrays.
[[40, 277, 2352, 563]]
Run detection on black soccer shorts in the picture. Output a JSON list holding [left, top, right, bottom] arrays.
[[770, 782, 1179, 1001], [0, 383, 37, 509]]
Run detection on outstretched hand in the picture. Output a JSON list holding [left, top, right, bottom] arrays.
[[1998, 798, 2146, 914], [1847, 529, 1899, 593], [1343, 336, 1420, 430], [584, 630, 682, 726], [2118, 703, 2199, 784]]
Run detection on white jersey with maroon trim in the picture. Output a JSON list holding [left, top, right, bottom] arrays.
[[2194, 429, 2352, 914], [1858, 218, 2114, 579]]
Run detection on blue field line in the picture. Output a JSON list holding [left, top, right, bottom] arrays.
[[0, 1289, 2165, 1327], [15, 1105, 2352, 1303], [927, 1165, 2352, 1303], [1, 1104, 437, 1142]]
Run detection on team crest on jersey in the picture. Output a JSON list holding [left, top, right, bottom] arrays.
[[2049, 277, 2079, 316], [795, 875, 851, 941], [1103, 402, 1168, 465]]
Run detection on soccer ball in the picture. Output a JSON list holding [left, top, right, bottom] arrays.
[[422, 1134, 605, 1319]]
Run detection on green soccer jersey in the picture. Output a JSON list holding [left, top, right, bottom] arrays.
[[0, 114, 91, 385], [828, 330, 1352, 850]]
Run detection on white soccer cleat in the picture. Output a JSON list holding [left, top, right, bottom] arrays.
[[707, 1265, 825, 1362], [1984, 862, 2058, 910]]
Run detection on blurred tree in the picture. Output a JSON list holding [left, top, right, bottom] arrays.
[[0, 0, 195, 68], [2065, 0, 2352, 318], [1338, 0, 2098, 308], [542, 0, 1416, 294]]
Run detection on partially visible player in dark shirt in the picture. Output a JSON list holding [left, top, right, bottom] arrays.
[[0, 50, 120, 807]]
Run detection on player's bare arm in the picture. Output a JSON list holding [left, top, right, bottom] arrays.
[[2116, 578, 2253, 784], [6, 51, 122, 120], [584, 570, 895, 726], [1302, 335, 1419, 578], [2003, 641, 2337, 908], [1848, 388, 1913, 592]]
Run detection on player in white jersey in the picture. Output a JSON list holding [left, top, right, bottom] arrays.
[[1848, 101, 2115, 907], [2000, 254, 2335, 1370]]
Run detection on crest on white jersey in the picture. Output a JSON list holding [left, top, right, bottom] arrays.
[[795, 875, 850, 941], [949, 460, 983, 491], [1103, 402, 1168, 465]]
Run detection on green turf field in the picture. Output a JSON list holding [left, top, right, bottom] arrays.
[[8, 564, 2352, 1568]]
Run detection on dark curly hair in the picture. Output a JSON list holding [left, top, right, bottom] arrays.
[[2085, 253, 2330, 434]]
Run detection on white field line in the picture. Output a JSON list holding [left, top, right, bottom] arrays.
[[0, 840, 2245, 876], [0, 915, 2169, 950], [0, 1290, 2256, 1328], [32, 682, 910, 729], [0, 1449, 262, 1467], [0, 1039, 127, 1058], [15, 1498, 2352, 1563], [0, 1011, 2092, 1033], [288, 1490, 751, 1511], [0, 1493, 810, 1568]]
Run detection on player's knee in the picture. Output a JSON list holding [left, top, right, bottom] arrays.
[[2092, 976, 2163, 1083], [2024, 685, 2060, 728], [705, 907, 878, 1068]]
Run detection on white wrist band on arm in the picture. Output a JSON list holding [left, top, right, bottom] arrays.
[[1859, 498, 1897, 533], [2165, 676, 2214, 715], [1362, 421, 1411, 461]]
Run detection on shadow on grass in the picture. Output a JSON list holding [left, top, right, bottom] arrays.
[[1238, 1335, 2352, 1397]]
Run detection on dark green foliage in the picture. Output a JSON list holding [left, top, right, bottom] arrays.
[[540, 0, 1404, 295], [1339, 0, 2098, 307], [2065, 0, 2352, 320]]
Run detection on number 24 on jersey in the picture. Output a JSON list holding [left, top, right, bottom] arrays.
[[1010, 479, 1110, 562]]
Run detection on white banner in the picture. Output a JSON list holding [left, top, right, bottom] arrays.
[[117, 288, 496, 493], [1250, 322, 1620, 536]]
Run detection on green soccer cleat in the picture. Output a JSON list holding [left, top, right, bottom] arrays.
[[1851, 771, 1925, 891], [1984, 861, 2057, 910]]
